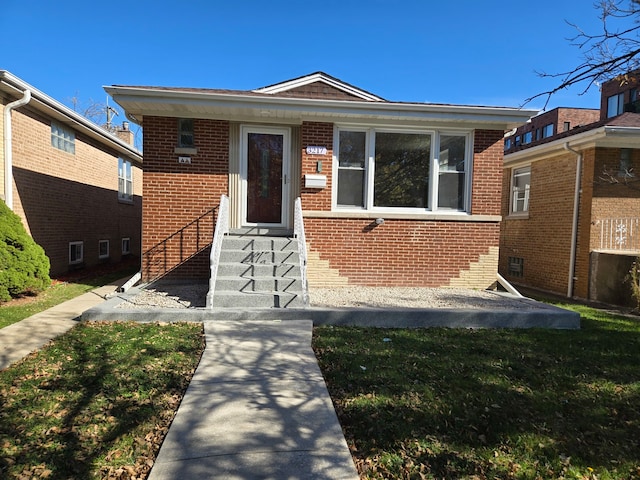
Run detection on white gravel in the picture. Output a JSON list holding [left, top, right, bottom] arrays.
[[117, 284, 537, 310]]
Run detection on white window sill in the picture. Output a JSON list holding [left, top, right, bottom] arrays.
[[304, 210, 501, 222], [506, 212, 529, 220], [175, 147, 198, 155]]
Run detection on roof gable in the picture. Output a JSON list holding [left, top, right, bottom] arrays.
[[252, 72, 385, 102]]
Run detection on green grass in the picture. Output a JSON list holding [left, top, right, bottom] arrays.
[[313, 304, 640, 479], [0, 265, 137, 330], [0, 321, 204, 479]]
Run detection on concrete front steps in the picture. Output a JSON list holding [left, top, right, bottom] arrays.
[[210, 235, 306, 309]]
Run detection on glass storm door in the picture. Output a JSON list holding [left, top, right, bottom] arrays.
[[243, 127, 290, 226]]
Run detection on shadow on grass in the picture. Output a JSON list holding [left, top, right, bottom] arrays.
[[0, 322, 203, 479], [314, 311, 640, 478]]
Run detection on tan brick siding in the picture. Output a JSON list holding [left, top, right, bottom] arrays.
[[8, 105, 141, 276]]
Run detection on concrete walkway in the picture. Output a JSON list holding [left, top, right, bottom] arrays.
[[0, 281, 125, 370], [147, 320, 359, 480]]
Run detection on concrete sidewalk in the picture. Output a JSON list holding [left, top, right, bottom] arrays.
[[0, 281, 125, 370], [147, 320, 359, 480]]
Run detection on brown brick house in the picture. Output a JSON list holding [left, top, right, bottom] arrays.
[[106, 72, 533, 293], [1, 70, 142, 276], [501, 74, 640, 306]]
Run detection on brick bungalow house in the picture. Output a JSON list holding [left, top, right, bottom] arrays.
[[1, 70, 143, 276], [106, 72, 533, 297], [500, 74, 640, 306]]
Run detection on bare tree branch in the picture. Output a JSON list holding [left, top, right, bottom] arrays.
[[524, 0, 640, 108]]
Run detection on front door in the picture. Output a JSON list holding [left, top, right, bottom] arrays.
[[242, 126, 290, 227]]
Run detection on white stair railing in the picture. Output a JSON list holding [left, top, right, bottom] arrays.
[[206, 195, 230, 308], [294, 197, 309, 307]]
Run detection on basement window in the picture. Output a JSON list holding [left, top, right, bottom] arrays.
[[99, 240, 109, 259], [508, 256, 524, 278], [69, 241, 83, 265]]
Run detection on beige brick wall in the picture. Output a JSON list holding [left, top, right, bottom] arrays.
[[8, 105, 141, 276]]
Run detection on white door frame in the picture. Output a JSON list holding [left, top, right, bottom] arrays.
[[239, 125, 291, 228]]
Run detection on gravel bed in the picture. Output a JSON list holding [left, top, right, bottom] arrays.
[[117, 284, 538, 310]]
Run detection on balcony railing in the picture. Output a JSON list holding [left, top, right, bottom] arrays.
[[595, 218, 640, 253]]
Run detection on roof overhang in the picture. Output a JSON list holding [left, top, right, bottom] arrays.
[[1, 71, 142, 164], [104, 85, 536, 131], [504, 125, 640, 167]]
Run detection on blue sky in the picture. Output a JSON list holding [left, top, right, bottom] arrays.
[[1, 1, 622, 121]]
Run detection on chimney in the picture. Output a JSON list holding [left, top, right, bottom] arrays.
[[115, 121, 134, 146]]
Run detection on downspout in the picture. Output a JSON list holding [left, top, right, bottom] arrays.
[[563, 142, 582, 298], [3, 89, 31, 210]]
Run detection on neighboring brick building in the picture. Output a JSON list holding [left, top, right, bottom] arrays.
[[106, 72, 533, 289], [1, 71, 142, 276], [500, 73, 640, 306]]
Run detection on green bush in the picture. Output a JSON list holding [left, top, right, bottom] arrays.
[[0, 201, 50, 302]]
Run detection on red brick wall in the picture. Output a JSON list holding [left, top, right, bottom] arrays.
[[300, 122, 333, 210], [141, 116, 229, 281], [8, 104, 142, 276], [304, 218, 500, 286]]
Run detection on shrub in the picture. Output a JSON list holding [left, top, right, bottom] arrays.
[[0, 201, 50, 302]]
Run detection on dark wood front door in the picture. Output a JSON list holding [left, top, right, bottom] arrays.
[[246, 131, 284, 224]]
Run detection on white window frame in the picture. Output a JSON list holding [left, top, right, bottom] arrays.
[[98, 239, 110, 259], [510, 166, 531, 215], [118, 158, 133, 202], [69, 241, 83, 265], [122, 237, 131, 255], [332, 126, 473, 214], [51, 122, 75, 154]]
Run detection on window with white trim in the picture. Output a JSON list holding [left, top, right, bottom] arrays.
[[122, 237, 131, 255], [51, 122, 75, 154], [69, 241, 83, 265], [99, 240, 109, 259], [118, 158, 133, 202], [335, 128, 471, 212], [510, 166, 531, 214]]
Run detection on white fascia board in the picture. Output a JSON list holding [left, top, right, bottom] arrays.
[[105, 86, 536, 130], [1, 71, 141, 162]]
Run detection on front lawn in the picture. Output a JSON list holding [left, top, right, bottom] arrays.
[[0, 265, 138, 330], [0, 321, 204, 479], [313, 305, 640, 479]]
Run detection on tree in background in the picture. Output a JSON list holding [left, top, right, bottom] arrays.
[[0, 201, 50, 302], [527, 0, 640, 107]]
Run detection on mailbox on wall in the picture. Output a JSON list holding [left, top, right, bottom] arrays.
[[304, 174, 327, 189]]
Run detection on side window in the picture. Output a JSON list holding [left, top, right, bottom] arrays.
[[118, 158, 133, 202], [607, 93, 624, 118], [51, 122, 76, 154], [511, 166, 531, 214], [122, 237, 131, 255], [178, 119, 194, 148]]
